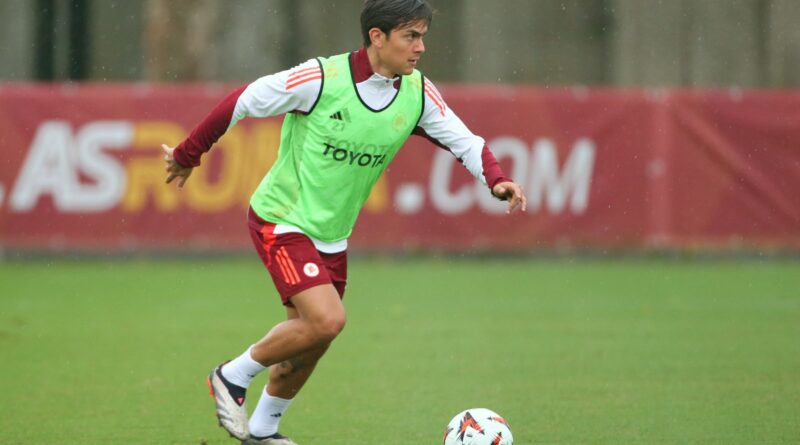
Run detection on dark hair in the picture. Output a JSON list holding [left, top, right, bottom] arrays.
[[360, 0, 433, 46]]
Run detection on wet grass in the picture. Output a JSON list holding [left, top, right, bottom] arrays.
[[1, 258, 798, 444]]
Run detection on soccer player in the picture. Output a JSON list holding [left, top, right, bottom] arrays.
[[163, 1, 526, 443]]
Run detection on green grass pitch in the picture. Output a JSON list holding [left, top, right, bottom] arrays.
[[1, 258, 799, 444]]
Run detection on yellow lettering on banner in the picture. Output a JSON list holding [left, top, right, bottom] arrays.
[[122, 122, 185, 212], [185, 127, 244, 213], [364, 176, 388, 213], [238, 121, 281, 208]]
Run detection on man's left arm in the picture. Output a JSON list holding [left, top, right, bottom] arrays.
[[414, 78, 526, 214]]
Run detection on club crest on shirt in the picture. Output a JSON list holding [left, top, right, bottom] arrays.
[[408, 75, 422, 90], [392, 112, 408, 132]]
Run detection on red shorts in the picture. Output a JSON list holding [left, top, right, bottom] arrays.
[[248, 207, 347, 306]]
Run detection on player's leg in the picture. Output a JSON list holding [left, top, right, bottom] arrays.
[[247, 306, 330, 441], [245, 250, 348, 443], [267, 344, 329, 397], [264, 305, 330, 399], [261, 249, 347, 400], [208, 209, 346, 440], [209, 283, 343, 440], [247, 347, 330, 440], [248, 283, 345, 366], [259, 249, 347, 399]]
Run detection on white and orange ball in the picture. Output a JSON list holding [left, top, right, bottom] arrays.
[[443, 408, 513, 445]]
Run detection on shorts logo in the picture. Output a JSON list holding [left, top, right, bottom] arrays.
[[303, 262, 320, 277]]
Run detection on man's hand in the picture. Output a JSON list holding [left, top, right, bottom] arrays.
[[492, 181, 527, 214], [162, 144, 193, 188]]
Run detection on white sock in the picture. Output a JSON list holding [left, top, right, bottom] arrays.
[[249, 386, 293, 437], [220, 345, 267, 389]]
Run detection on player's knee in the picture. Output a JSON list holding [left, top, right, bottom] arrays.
[[313, 314, 346, 343]]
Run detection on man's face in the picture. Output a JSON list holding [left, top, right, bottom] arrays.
[[377, 20, 428, 76]]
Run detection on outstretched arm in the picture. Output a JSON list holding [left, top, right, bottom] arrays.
[[415, 77, 527, 214], [164, 59, 323, 188]]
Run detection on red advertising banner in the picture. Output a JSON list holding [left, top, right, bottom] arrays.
[[0, 84, 798, 252]]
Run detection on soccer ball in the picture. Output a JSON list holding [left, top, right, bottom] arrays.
[[443, 408, 513, 445]]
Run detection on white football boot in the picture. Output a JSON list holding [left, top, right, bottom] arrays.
[[242, 433, 298, 444], [206, 364, 250, 440]]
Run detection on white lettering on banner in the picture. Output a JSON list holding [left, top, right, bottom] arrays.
[[429, 148, 473, 215], [10, 120, 132, 212], [528, 138, 595, 214], [69, 121, 131, 211], [10, 121, 74, 211], [424, 137, 596, 216], [394, 183, 425, 214], [474, 137, 530, 215], [7, 122, 594, 217]]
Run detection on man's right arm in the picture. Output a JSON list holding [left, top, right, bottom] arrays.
[[172, 59, 323, 168]]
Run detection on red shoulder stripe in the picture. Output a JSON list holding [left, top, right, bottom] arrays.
[[424, 80, 446, 116], [288, 70, 320, 82], [425, 89, 446, 116], [286, 75, 322, 90], [287, 70, 321, 83], [424, 80, 445, 104], [287, 66, 320, 80]]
